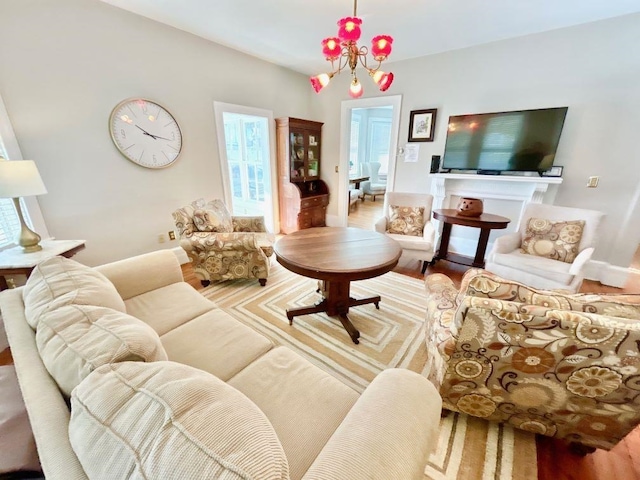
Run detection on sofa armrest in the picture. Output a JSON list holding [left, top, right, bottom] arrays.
[[423, 220, 436, 243], [95, 250, 183, 300], [374, 216, 387, 233], [0, 288, 88, 480], [302, 369, 441, 480], [569, 247, 594, 276]]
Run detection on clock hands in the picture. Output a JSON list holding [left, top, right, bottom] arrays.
[[135, 124, 153, 136], [135, 124, 172, 141]]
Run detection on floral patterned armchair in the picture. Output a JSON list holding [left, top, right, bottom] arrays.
[[172, 199, 274, 286], [424, 268, 640, 451]]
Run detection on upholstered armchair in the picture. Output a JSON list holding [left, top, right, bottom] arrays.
[[361, 162, 386, 201], [374, 192, 435, 273], [485, 203, 605, 293], [424, 268, 640, 452], [172, 199, 274, 286]]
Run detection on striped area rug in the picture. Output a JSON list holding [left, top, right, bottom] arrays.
[[202, 262, 537, 480]]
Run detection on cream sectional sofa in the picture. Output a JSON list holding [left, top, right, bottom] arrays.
[[0, 249, 442, 480]]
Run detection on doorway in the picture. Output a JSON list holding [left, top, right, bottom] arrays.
[[338, 95, 402, 227], [213, 102, 277, 232]]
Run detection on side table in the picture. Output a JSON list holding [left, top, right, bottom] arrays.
[[432, 209, 510, 268], [0, 239, 86, 290]]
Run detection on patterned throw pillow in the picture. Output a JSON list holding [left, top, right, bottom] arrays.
[[388, 205, 425, 236], [191, 199, 233, 233], [521, 217, 585, 263]]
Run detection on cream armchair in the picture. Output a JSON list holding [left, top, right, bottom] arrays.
[[172, 199, 274, 286], [375, 192, 435, 273], [485, 203, 605, 293]]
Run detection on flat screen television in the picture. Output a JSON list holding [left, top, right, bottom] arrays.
[[441, 107, 568, 174]]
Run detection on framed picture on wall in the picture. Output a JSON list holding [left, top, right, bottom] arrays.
[[408, 109, 437, 142]]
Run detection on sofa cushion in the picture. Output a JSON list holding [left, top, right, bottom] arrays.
[[492, 250, 574, 285], [36, 305, 167, 397], [388, 205, 425, 236], [521, 217, 585, 263], [386, 233, 434, 252], [22, 256, 126, 329], [161, 309, 273, 381], [124, 282, 216, 336], [69, 361, 289, 480], [228, 347, 358, 480]]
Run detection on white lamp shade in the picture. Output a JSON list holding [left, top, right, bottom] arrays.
[[0, 160, 48, 198]]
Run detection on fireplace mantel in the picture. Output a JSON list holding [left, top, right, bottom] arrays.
[[430, 173, 562, 214]]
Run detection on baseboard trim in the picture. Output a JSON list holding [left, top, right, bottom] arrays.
[[585, 261, 631, 288]]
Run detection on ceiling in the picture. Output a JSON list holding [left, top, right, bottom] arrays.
[[100, 0, 640, 75]]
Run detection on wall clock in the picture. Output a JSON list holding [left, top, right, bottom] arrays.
[[109, 98, 183, 169]]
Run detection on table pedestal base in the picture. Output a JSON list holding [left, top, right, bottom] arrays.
[[285, 280, 380, 344]]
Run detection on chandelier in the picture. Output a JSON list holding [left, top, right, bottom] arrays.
[[310, 0, 394, 98]]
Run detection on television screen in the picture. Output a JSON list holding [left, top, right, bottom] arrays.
[[441, 107, 568, 173]]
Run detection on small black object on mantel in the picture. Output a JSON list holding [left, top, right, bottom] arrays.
[[430, 155, 441, 174]]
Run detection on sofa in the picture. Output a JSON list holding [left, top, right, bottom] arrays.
[[424, 268, 640, 451], [0, 249, 442, 480]]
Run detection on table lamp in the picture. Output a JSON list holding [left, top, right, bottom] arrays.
[[0, 160, 48, 252]]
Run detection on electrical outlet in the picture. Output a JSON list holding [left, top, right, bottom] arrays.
[[168, 230, 176, 241], [157, 234, 165, 244], [587, 176, 599, 188]]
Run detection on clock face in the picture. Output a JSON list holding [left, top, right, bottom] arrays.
[[109, 98, 182, 169]]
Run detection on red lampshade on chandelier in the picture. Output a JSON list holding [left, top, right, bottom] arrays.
[[310, 0, 394, 98]]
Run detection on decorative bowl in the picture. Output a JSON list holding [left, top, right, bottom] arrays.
[[456, 197, 484, 217]]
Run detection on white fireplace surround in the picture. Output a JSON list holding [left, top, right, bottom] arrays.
[[429, 172, 559, 264], [428, 173, 628, 287]]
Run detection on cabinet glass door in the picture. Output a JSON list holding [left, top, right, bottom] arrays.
[[307, 132, 319, 179], [290, 131, 305, 182], [289, 128, 320, 182]]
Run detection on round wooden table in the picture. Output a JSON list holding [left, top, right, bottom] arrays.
[[274, 227, 402, 344], [432, 209, 511, 268]]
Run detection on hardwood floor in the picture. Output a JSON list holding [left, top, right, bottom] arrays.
[[345, 196, 640, 480]]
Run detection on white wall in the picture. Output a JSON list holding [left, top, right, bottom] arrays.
[[0, 0, 312, 265], [2, 1, 639, 276], [313, 13, 640, 272]]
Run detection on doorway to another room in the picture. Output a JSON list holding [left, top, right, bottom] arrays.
[[213, 102, 277, 232], [338, 95, 402, 228]]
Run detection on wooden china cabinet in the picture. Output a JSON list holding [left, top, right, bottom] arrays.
[[276, 117, 330, 234]]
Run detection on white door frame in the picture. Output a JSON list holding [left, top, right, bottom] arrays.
[[213, 101, 279, 233], [337, 95, 402, 226]]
